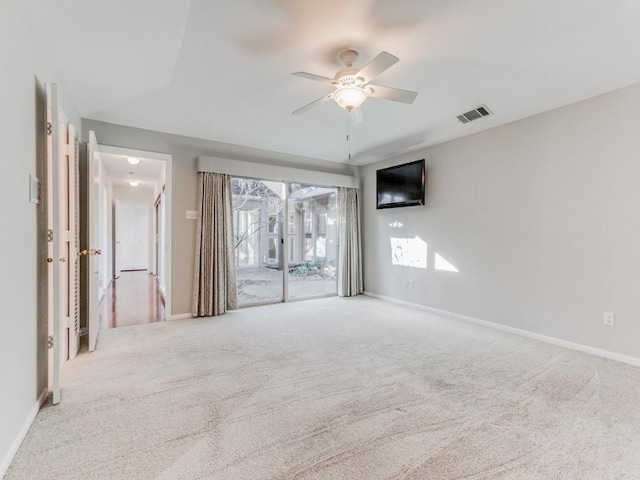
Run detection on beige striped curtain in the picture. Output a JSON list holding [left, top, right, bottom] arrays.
[[338, 187, 363, 296], [192, 172, 238, 316]]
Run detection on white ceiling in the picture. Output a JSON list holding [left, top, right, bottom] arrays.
[[101, 152, 165, 190], [24, 0, 640, 165]]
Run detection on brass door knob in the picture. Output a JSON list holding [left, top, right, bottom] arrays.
[[46, 257, 53, 263], [79, 249, 102, 256]]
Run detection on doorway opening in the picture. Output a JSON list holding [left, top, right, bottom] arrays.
[[96, 145, 171, 329], [232, 177, 338, 307]]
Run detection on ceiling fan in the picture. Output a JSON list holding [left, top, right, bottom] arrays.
[[291, 50, 418, 122]]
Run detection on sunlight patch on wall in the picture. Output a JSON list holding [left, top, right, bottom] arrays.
[[435, 253, 459, 272], [391, 236, 427, 269]]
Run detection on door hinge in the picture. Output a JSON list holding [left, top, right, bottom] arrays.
[[47, 229, 54, 242], [48, 335, 54, 349], [65, 143, 75, 157], [46, 122, 53, 136]]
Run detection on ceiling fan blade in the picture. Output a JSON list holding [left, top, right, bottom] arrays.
[[355, 51, 399, 84], [292, 92, 333, 114], [368, 84, 418, 104], [291, 72, 335, 84], [350, 107, 363, 124]]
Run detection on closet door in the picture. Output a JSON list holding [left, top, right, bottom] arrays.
[[46, 83, 61, 403]]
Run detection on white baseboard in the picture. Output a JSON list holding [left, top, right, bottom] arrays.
[[170, 313, 192, 320], [364, 291, 640, 368], [0, 388, 47, 478]]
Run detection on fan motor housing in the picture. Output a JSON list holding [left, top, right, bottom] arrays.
[[339, 49, 359, 67], [335, 69, 363, 87]]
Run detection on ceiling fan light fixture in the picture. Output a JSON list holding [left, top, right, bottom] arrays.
[[333, 86, 368, 112], [292, 50, 416, 117]]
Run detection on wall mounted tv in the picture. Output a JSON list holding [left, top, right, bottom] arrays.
[[376, 159, 426, 209]]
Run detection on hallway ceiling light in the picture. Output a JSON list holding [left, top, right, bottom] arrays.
[[128, 181, 140, 187], [127, 157, 140, 165]]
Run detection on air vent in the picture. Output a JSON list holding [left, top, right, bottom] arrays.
[[457, 105, 492, 124]]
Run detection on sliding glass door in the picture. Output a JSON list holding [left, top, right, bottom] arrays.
[[233, 178, 284, 306], [286, 183, 338, 300], [232, 177, 338, 306]]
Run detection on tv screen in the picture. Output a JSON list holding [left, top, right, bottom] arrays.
[[376, 159, 426, 209]]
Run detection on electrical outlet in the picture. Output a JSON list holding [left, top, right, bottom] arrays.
[[603, 312, 615, 327]]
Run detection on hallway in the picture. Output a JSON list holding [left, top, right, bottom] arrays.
[[99, 271, 165, 329]]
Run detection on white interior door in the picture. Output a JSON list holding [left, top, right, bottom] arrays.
[[133, 204, 149, 269], [58, 120, 81, 361], [46, 83, 61, 404], [156, 193, 166, 294], [116, 202, 149, 271], [87, 131, 102, 352], [66, 125, 80, 360], [116, 200, 134, 272], [56, 110, 69, 365], [159, 195, 165, 283]]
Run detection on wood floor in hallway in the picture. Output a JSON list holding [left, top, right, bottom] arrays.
[[99, 270, 165, 329]]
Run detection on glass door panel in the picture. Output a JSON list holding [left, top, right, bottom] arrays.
[[232, 177, 284, 306], [286, 183, 338, 299]]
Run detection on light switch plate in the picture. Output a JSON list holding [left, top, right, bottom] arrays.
[[186, 210, 198, 220], [603, 312, 615, 327], [29, 174, 40, 205]]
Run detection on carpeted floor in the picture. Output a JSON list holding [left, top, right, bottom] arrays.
[[6, 296, 640, 479]]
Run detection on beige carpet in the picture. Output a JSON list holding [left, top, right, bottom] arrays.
[[6, 296, 640, 479]]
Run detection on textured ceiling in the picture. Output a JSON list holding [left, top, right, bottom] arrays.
[[24, 0, 640, 164]]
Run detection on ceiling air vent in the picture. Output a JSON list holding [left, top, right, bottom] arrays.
[[457, 105, 492, 124]]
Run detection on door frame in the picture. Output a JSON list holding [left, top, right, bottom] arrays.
[[46, 83, 61, 404], [233, 178, 339, 307], [97, 145, 173, 319]]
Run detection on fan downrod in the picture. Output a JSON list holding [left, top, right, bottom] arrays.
[[339, 50, 359, 67]]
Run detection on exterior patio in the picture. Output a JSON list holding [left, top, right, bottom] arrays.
[[237, 266, 337, 305], [233, 178, 338, 306]]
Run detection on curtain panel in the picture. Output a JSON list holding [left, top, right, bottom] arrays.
[[338, 187, 363, 297], [191, 172, 238, 316]]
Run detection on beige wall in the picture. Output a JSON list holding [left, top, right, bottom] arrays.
[[0, 0, 81, 473], [361, 81, 640, 360], [81, 119, 359, 316]]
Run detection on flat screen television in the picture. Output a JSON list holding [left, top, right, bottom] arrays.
[[376, 159, 426, 209]]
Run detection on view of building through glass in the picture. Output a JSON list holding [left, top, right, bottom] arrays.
[[232, 178, 337, 306]]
